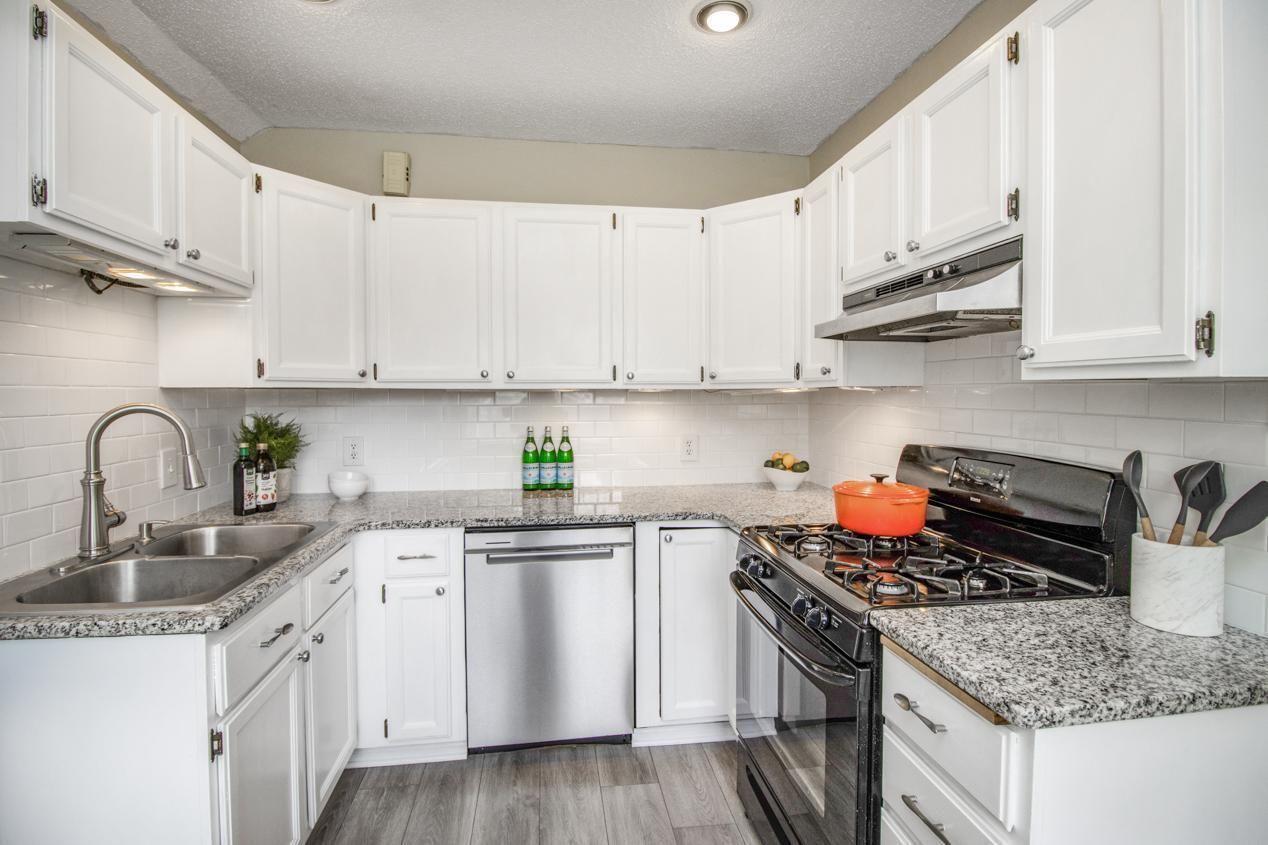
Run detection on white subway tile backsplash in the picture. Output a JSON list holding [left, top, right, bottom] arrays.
[[1086, 382, 1149, 416], [1115, 417, 1184, 455], [1148, 382, 1225, 421], [1184, 421, 1268, 465], [1224, 584, 1267, 636]]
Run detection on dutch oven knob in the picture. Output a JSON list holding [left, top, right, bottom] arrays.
[[870, 474, 889, 484]]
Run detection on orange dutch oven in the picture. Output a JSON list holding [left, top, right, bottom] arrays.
[[831, 473, 930, 536]]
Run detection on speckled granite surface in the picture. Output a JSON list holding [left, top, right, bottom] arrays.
[[0, 484, 834, 640], [872, 597, 1268, 730]]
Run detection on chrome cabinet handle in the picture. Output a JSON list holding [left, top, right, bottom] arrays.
[[435, 585, 446, 596], [1016, 345, 1036, 361], [480, 369, 489, 379], [296, 650, 311, 663], [396, 553, 436, 561], [259, 622, 294, 648], [906, 240, 920, 252], [901, 794, 950, 845], [311, 632, 325, 644], [820, 366, 831, 376], [164, 237, 179, 250], [506, 370, 515, 379], [186, 248, 200, 260], [327, 566, 350, 584], [893, 693, 946, 735]]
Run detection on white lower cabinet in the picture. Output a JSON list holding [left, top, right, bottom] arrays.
[[303, 590, 358, 821], [384, 578, 457, 742]]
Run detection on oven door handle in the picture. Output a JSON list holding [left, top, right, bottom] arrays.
[[730, 571, 856, 688]]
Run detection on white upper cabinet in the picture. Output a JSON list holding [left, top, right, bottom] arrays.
[[708, 192, 798, 386], [621, 210, 706, 387], [258, 169, 367, 383], [799, 169, 842, 386], [176, 115, 252, 287], [909, 33, 1012, 258], [1021, 0, 1200, 369], [503, 205, 616, 385], [370, 199, 493, 384], [42, 3, 172, 255], [840, 114, 908, 287]]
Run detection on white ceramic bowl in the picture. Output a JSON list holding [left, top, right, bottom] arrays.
[[763, 466, 808, 492], [328, 470, 369, 502]]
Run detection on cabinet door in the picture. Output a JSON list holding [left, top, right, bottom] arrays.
[[176, 115, 252, 287], [217, 650, 305, 845], [840, 114, 908, 286], [799, 169, 842, 386], [707, 193, 798, 385], [259, 170, 367, 382], [1023, 0, 1200, 367], [371, 199, 493, 383], [384, 579, 458, 743], [909, 35, 1012, 258], [503, 205, 615, 384], [43, 5, 172, 254], [304, 592, 356, 823], [621, 210, 705, 386], [659, 528, 734, 722]]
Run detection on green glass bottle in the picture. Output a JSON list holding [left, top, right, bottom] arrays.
[[557, 426, 574, 491], [521, 426, 540, 491], [540, 426, 558, 490]]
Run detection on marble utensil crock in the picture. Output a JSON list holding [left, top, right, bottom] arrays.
[[1130, 532, 1225, 637]]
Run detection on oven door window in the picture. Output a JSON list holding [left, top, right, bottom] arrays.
[[734, 576, 870, 845]]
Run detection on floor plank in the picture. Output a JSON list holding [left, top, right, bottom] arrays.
[[701, 740, 762, 845], [333, 786, 415, 845], [470, 750, 542, 845], [650, 744, 733, 828], [674, 824, 744, 845], [306, 767, 367, 845], [538, 745, 606, 845], [361, 763, 426, 789], [602, 784, 676, 845], [595, 743, 657, 786], [401, 758, 483, 845]]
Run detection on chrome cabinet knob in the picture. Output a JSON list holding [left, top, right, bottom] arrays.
[[506, 370, 515, 379], [297, 650, 311, 663], [1016, 345, 1036, 361], [820, 366, 831, 376], [311, 632, 325, 644], [626, 371, 634, 381], [708, 371, 717, 380], [663, 534, 673, 544], [906, 240, 920, 252], [883, 250, 897, 262], [163, 237, 179, 250], [357, 369, 367, 377], [186, 248, 200, 260], [480, 369, 489, 379], [435, 585, 446, 596]]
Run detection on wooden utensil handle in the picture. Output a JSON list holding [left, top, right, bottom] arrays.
[[1140, 516, 1157, 543], [1193, 530, 1210, 547], [1167, 522, 1186, 544]]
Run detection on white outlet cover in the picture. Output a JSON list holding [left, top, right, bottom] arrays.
[[679, 434, 699, 462], [343, 436, 365, 467], [159, 449, 178, 489]]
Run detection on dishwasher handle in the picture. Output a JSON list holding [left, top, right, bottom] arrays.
[[485, 547, 618, 565]]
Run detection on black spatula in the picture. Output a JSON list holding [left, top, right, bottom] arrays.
[[1121, 451, 1155, 542], [1189, 463, 1226, 546], [1209, 481, 1268, 546], [1168, 461, 1218, 544]]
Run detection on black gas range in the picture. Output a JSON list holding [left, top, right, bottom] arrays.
[[731, 445, 1136, 845]]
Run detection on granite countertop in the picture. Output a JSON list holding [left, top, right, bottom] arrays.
[[0, 483, 834, 640], [871, 597, 1268, 730]]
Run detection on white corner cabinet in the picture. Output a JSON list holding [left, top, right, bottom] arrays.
[[351, 529, 468, 765], [0, 542, 357, 845], [0, 0, 252, 294]]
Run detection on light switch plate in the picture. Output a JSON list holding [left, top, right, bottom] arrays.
[[343, 436, 365, 467], [159, 449, 178, 489]]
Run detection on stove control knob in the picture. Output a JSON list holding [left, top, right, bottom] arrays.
[[791, 595, 814, 617], [740, 556, 769, 578], [806, 607, 833, 631]]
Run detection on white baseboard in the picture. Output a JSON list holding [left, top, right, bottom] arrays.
[[348, 740, 467, 767], [632, 721, 736, 747]]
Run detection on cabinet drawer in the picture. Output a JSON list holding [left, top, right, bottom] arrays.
[[882, 730, 1010, 845], [215, 586, 304, 715], [384, 532, 450, 578], [304, 544, 353, 627], [882, 641, 1019, 828]]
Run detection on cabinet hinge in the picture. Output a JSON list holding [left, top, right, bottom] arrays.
[[381, 584, 386, 603], [1006, 32, 1020, 64], [793, 197, 801, 216], [700, 365, 704, 383], [611, 212, 617, 230], [256, 358, 264, 379], [31, 5, 47, 39], [794, 362, 801, 381], [209, 729, 224, 761], [371, 202, 376, 221], [1195, 311, 1215, 357], [383, 718, 389, 738], [612, 364, 617, 382], [30, 175, 47, 207], [254, 173, 262, 193], [700, 216, 705, 234], [1006, 188, 1020, 222], [373, 362, 378, 380]]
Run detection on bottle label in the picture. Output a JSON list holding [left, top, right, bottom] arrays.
[[243, 467, 256, 509], [557, 464, 574, 485], [522, 464, 540, 486], [257, 471, 276, 506], [540, 462, 557, 486]]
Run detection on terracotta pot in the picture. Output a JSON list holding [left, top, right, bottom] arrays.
[[831, 474, 929, 536]]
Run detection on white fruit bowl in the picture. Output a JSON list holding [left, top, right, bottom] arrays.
[[328, 470, 369, 502], [763, 466, 808, 492]]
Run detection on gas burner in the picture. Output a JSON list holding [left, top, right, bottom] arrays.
[[797, 535, 833, 555], [873, 578, 912, 597]]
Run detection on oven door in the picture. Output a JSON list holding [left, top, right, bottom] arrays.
[[731, 571, 872, 845]]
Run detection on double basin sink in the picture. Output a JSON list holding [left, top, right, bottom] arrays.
[[0, 522, 335, 613]]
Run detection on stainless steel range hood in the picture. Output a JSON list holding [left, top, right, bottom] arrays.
[[816, 237, 1022, 342]]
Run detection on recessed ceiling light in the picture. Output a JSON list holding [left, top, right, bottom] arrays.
[[696, 1, 749, 34]]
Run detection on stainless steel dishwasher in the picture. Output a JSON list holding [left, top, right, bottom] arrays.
[[465, 525, 634, 751]]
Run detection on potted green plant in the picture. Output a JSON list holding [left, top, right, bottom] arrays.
[[237, 413, 308, 503]]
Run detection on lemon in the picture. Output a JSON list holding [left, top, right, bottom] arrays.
[[781, 454, 796, 469]]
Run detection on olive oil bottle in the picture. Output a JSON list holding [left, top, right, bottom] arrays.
[[232, 442, 256, 516], [255, 443, 277, 512]]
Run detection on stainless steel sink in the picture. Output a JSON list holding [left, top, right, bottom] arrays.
[[0, 521, 335, 614]]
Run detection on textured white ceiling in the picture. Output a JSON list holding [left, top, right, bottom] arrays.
[[64, 0, 982, 154]]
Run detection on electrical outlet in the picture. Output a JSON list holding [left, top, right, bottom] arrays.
[[679, 434, 699, 462], [159, 449, 178, 489], [343, 436, 365, 467]]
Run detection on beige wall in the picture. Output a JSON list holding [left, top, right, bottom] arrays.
[[241, 129, 809, 208], [808, 0, 1038, 178]]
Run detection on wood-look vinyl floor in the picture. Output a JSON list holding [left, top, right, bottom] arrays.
[[307, 741, 761, 845]]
